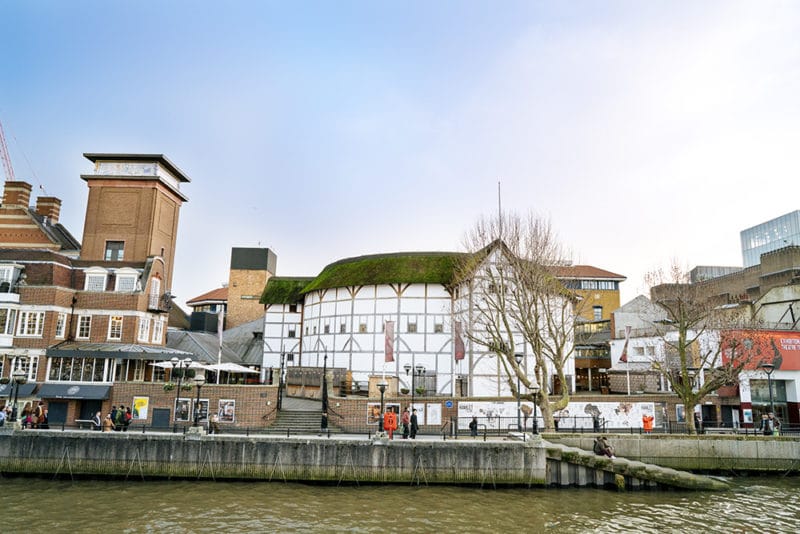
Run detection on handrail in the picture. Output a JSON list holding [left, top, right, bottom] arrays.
[[262, 405, 278, 420]]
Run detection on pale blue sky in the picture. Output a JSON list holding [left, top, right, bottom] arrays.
[[2, 2, 799, 308]]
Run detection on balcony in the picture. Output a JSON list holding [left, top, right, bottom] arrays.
[[0, 281, 20, 304]]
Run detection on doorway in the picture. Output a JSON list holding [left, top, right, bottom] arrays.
[[47, 402, 68, 425]]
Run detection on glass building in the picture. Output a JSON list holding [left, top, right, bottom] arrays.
[[740, 210, 800, 267]]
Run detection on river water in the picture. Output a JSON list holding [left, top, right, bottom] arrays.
[[5, 476, 800, 533]]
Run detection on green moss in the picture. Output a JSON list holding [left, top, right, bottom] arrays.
[[301, 252, 467, 293], [260, 277, 314, 304]]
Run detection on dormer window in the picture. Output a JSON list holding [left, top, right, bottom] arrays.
[[84, 267, 109, 292], [114, 268, 140, 292]]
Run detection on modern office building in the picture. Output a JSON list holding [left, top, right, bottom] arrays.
[[741, 210, 800, 268]]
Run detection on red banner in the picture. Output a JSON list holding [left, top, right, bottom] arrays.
[[454, 321, 465, 361], [722, 330, 800, 371], [384, 321, 394, 363]]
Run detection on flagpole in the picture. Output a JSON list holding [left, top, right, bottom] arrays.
[[217, 307, 224, 384]]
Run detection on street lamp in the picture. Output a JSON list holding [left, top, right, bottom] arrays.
[[277, 352, 285, 410], [322, 353, 328, 416], [514, 353, 523, 431], [10, 366, 27, 422], [171, 357, 193, 422], [530, 385, 540, 434], [193, 374, 206, 427], [761, 363, 775, 416], [377, 380, 388, 433]]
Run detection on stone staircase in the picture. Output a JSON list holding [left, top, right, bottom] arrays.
[[265, 409, 343, 435]]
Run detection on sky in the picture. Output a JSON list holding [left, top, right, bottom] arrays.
[[1, 1, 799, 309]]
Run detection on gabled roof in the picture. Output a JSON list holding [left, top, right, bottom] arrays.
[[187, 287, 228, 305], [551, 265, 626, 281], [220, 317, 265, 366], [165, 329, 241, 365], [29, 212, 81, 252]]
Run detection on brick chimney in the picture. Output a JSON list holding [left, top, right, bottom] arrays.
[[35, 196, 61, 225], [2, 181, 32, 207]]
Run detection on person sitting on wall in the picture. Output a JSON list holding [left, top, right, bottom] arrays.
[[593, 436, 615, 458]]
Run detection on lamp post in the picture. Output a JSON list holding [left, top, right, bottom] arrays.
[[405, 363, 425, 413], [761, 363, 775, 416], [530, 385, 540, 434], [193, 374, 206, 427], [10, 366, 27, 422], [171, 357, 193, 422], [514, 353, 523, 431], [377, 380, 388, 433], [277, 352, 285, 410], [322, 353, 328, 416]]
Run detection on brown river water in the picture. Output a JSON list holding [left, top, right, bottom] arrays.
[[3, 476, 799, 533]]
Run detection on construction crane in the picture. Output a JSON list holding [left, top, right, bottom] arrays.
[[0, 119, 14, 181]]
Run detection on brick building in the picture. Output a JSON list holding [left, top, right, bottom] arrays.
[[0, 154, 205, 427]]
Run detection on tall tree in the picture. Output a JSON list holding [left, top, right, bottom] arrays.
[[646, 263, 767, 434], [456, 212, 584, 431]]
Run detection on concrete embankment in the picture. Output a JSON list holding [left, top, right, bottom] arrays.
[[0, 431, 732, 490], [547, 434, 800, 473], [0, 431, 547, 486]]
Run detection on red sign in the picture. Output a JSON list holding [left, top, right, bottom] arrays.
[[722, 330, 800, 371]]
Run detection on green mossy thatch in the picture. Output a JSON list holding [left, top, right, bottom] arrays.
[[260, 277, 315, 304], [300, 252, 467, 293]]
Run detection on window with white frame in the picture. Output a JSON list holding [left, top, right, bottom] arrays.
[[149, 277, 161, 309], [13, 355, 38, 381], [55, 312, 67, 338], [593, 306, 603, 321], [108, 315, 123, 340], [115, 274, 137, 292], [48, 357, 108, 383], [85, 271, 107, 292], [17, 311, 44, 337], [77, 315, 92, 339], [0, 308, 16, 335], [152, 318, 164, 343], [137, 317, 150, 342], [407, 319, 417, 333], [0, 266, 13, 283], [288, 327, 296, 338]]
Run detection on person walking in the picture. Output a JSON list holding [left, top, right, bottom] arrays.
[[469, 416, 478, 437], [320, 412, 328, 436], [102, 413, 115, 432], [401, 408, 410, 439], [122, 407, 132, 431], [91, 411, 102, 430], [410, 408, 419, 439], [33, 401, 45, 429]]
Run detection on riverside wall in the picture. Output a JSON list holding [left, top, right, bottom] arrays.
[[548, 433, 800, 472], [0, 431, 547, 486]]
